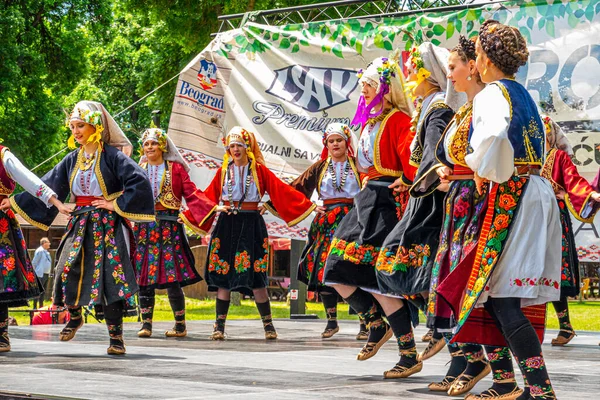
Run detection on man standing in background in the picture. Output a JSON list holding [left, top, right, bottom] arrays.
[[32, 238, 52, 309]]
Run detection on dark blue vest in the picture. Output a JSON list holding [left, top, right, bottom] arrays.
[[491, 79, 544, 166]]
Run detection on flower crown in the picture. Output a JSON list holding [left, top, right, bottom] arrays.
[[408, 47, 425, 72], [69, 108, 103, 127], [404, 46, 432, 99], [542, 116, 552, 135], [357, 58, 398, 88], [140, 128, 168, 153], [322, 125, 352, 145], [67, 107, 104, 149], [222, 128, 251, 148]]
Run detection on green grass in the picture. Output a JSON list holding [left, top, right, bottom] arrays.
[[8, 297, 600, 331], [544, 300, 600, 331]]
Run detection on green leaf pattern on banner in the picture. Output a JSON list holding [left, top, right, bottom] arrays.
[[214, 0, 599, 59]]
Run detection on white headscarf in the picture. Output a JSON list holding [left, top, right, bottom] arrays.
[[140, 128, 190, 172], [543, 116, 573, 156], [406, 42, 466, 112], [358, 56, 414, 117], [68, 101, 131, 148]]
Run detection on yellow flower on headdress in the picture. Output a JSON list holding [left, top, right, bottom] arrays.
[[139, 128, 168, 156], [66, 107, 104, 149], [404, 46, 433, 100]]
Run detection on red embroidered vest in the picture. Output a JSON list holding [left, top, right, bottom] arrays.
[[0, 146, 16, 196]]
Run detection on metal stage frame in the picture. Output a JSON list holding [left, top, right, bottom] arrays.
[[214, 0, 501, 35]]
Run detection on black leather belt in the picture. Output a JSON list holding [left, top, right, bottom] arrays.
[[156, 214, 179, 222], [70, 206, 97, 216]]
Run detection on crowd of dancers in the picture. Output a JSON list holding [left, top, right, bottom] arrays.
[[0, 19, 599, 400]]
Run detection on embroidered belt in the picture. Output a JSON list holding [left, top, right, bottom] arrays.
[[154, 203, 169, 211], [323, 198, 353, 206], [323, 198, 353, 210], [71, 206, 97, 216], [367, 166, 384, 180], [226, 201, 260, 214], [156, 214, 179, 222], [235, 202, 259, 211], [367, 180, 393, 187], [446, 165, 539, 181], [514, 165, 540, 176], [71, 196, 103, 215], [75, 196, 103, 206], [447, 165, 474, 181]]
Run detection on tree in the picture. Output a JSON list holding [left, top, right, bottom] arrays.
[[0, 1, 111, 174]]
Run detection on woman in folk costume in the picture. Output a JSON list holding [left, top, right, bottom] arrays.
[[269, 123, 362, 338], [425, 36, 521, 400], [201, 127, 315, 340], [434, 20, 562, 399], [371, 41, 461, 377], [10, 101, 155, 355], [0, 147, 71, 352], [323, 56, 421, 378], [541, 117, 600, 346], [135, 128, 221, 339]]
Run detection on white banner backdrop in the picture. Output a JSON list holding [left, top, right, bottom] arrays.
[[168, 0, 600, 258]]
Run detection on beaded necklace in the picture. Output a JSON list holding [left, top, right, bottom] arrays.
[[328, 159, 350, 192], [77, 150, 96, 195], [366, 107, 392, 127], [227, 161, 252, 215]]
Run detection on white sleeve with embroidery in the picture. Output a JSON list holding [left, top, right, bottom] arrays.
[[4, 150, 56, 207], [464, 84, 515, 183]]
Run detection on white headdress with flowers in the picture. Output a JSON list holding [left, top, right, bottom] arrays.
[[67, 101, 131, 149]]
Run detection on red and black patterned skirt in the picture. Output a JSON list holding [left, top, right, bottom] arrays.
[[134, 209, 201, 290], [299, 203, 352, 291], [0, 209, 42, 307], [205, 211, 269, 295]]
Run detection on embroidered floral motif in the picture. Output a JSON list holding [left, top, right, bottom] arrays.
[[463, 348, 485, 362], [329, 238, 379, 266], [529, 383, 555, 398], [447, 109, 473, 166], [134, 209, 196, 288], [396, 331, 414, 345], [103, 212, 133, 303], [234, 251, 251, 273], [493, 214, 509, 231], [519, 355, 546, 373], [498, 194, 517, 211], [59, 208, 133, 306], [510, 277, 559, 289], [458, 177, 527, 326], [61, 215, 86, 296], [453, 197, 470, 218], [376, 244, 431, 273], [253, 238, 269, 273], [0, 211, 37, 293], [394, 191, 409, 220], [35, 185, 49, 199], [208, 238, 230, 274]]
